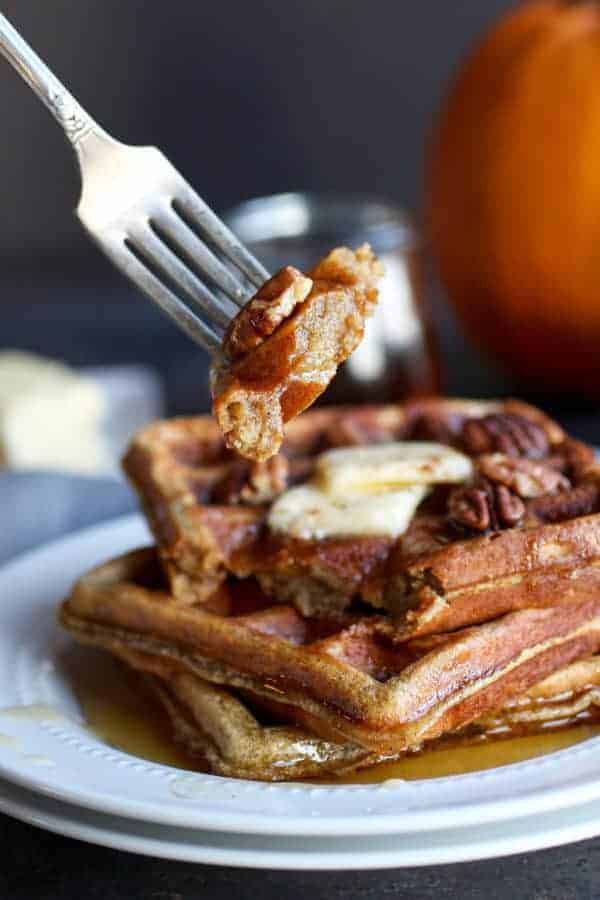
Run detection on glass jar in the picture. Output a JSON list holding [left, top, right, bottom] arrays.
[[224, 192, 439, 404]]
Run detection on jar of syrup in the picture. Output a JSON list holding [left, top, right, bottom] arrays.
[[224, 193, 439, 403]]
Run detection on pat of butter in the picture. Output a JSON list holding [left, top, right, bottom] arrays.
[[268, 483, 428, 541], [0, 351, 109, 473], [316, 442, 473, 498], [269, 441, 474, 541]]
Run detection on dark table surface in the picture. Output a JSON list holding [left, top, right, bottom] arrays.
[[2, 278, 600, 899]]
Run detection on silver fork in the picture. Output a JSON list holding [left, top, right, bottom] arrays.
[[0, 13, 269, 353]]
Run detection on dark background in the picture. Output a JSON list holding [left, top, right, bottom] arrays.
[[3, 2, 600, 897], [0, 0, 509, 277], [1, 0, 518, 416]]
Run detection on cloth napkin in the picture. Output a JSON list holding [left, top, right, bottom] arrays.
[[0, 472, 136, 566]]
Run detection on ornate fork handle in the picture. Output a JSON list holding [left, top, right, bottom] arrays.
[[0, 12, 99, 148]]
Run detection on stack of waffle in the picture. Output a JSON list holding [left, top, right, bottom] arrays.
[[60, 399, 600, 780]]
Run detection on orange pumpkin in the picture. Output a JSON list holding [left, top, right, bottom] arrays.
[[427, 0, 600, 393]]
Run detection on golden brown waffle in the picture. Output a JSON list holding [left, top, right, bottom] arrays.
[[123, 399, 600, 635], [63, 607, 600, 780], [149, 657, 600, 780], [477, 655, 600, 734], [60, 548, 600, 755], [112, 648, 383, 780], [149, 656, 600, 779]]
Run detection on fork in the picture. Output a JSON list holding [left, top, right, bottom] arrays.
[[0, 13, 269, 353]]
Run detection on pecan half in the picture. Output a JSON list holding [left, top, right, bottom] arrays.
[[448, 478, 525, 533], [527, 482, 600, 524], [407, 412, 458, 446], [448, 478, 525, 532], [477, 453, 570, 499], [461, 413, 549, 459], [221, 266, 313, 361]]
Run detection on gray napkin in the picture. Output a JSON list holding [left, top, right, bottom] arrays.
[[0, 472, 136, 565]]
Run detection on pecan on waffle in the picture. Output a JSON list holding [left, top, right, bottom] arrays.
[[210, 244, 384, 462], [59, 548, 600, 755], [123, 398, 600, 635]]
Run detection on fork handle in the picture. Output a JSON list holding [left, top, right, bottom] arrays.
[[0, 12, 101, 148]]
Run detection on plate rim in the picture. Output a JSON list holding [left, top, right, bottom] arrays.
[[2, 774, 600, 869], [2, 513, 600, 838]]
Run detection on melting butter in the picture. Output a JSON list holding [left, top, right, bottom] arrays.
[[268, 441, 473, 541], [316, 442, 473, 496], [268, 483, 428, 540]]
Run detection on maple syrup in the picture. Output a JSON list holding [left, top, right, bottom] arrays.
[[63, 647, 202, 772], [64, 647, 600, 783], [330, 724, 600, 784]]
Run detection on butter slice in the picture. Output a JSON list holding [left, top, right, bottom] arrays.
[[268, 483, 428, 541], [316, 442, 473, 498], [0, 351, 108, 473]]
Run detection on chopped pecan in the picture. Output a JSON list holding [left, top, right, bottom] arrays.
[[407, 412, 458, 446], [477, 453, 570, 499], [213, 456, 289, 505], [243, 455, 289, 503], [325, 416, 394, 447], [461, 413, 549, 459], [287, 457, 315, 485], [546, 438, 596, 480], [448, 478, 525, 533], [212, 462, 249, 504], [527, 482, 600, 524], [221, 266, 313, 361]]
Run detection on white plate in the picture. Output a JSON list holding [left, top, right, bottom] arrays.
[[2, 515, 600, 842], [2, 774, 600, 869]]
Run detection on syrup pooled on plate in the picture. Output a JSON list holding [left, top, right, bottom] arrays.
[[67, 648, 600, 783], [328, 724, 600, 784], [64, 648, 203, 772]]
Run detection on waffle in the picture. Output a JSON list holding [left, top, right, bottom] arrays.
[[211, 245, 383, 462], [148, 657, 600, 780], [122, 398, 600, 635], [61, 570, 600, 781], [60, 548, 600, 755], [112, 649, 383, 780], [477, 655, 600, 734], [94, 649, 600, 781]]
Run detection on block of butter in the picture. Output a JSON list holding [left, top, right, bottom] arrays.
[[0, 351, 109, 473]]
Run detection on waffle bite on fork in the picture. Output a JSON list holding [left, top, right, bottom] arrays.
[[210, 245, 384, 462], [59, 396, 600, 780]]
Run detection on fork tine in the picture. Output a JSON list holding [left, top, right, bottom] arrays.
[[174, 187, 270, 288], [153, 206, 251, 308], [130, 223, 236, 329], [110, 238, 222, 353]]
